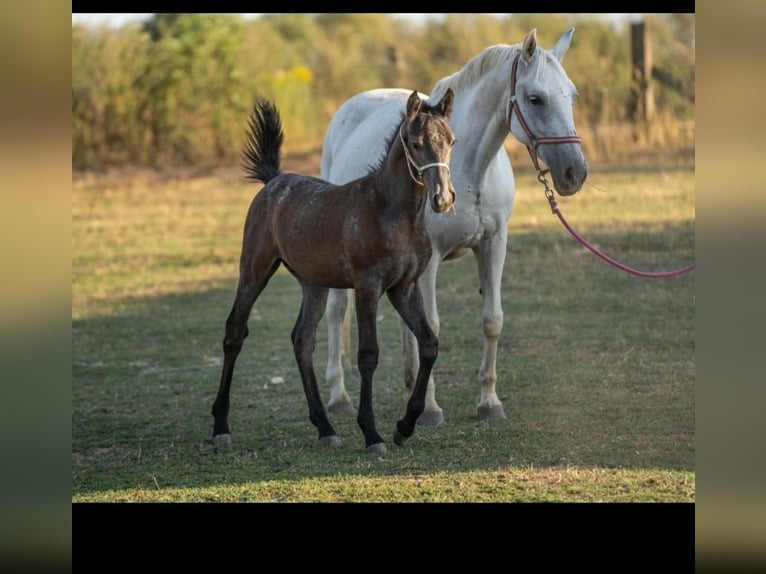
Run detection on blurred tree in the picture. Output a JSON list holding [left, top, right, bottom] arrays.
[[567, 18, 631, 126], [71, 13, 694, 169], [72, 24, 152, 168], [138, 13, 248, 165], [647, 15, 695, 116], [245, 14, 320, 147]]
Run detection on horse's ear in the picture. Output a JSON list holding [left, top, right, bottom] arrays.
[[437, 88, 454, 119], [406, 90, 422, 122], [522, 28, 537, 64], [552, 27, 575, 62]]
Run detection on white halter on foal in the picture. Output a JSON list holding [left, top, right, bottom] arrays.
[[399, 125, 451, 186]]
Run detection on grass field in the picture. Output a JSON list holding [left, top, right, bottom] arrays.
[[72, 156, 695, 502]]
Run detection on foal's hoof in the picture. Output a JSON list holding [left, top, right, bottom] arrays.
[[327, 399, 356, 416], [319, 435, 341, 447], [366, 442, 387, 454], [393, 428, 409, 446], [417, 408, 444, 427], [477, 404, 507, 421], [212, 434, 232, 448]]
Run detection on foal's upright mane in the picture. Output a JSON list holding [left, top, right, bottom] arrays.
[[365, 111, 406, 175]]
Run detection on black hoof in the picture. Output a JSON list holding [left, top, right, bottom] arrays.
[[212, 434, 232, 448], [366, 442, 386, 454], [319, 435, 341, 447]]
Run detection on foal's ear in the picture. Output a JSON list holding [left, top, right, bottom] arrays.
[[436, 88, 454, 120], [406, 90, 422, 122], [522, 28, 537, 64]]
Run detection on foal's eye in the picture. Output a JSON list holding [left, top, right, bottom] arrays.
[[450, 139, 457, 148], [529, 95, 544, 106]]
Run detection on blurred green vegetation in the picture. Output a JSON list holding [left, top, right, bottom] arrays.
[[72, 13, 694, 170]]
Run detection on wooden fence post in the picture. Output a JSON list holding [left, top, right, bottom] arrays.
[[630, 20, 655, 136]]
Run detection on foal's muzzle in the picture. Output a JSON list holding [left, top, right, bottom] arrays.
[[416, 162, 455, 213], [431, 180, 456, 214], [421, 163, 455, 214]]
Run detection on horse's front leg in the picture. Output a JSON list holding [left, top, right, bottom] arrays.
[[472, 231, 508, 420], [292, 285, 339, 446], [387, 282, 439, 445], [325, 288, 356, 415], [398, 252, 444, 425], [354, 285, 386, 453]]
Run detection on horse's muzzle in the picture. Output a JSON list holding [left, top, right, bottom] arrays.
[[432, 186, 456, 214]]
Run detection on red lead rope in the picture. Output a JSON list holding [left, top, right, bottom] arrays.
[[508, 51, 695, 278], [543, 182, 696, 278]]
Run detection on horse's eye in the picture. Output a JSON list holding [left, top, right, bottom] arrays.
[[450, 139, 457, 148], [529, 95, 544, 106], [412, 142, 422, 150]]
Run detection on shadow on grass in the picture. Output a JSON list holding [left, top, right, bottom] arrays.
[[72, 223, 694, 495]]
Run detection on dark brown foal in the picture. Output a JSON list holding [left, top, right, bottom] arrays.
[[211, 88, 456, 453]]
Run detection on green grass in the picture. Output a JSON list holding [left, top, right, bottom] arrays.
[[72, 162, 695, 502]]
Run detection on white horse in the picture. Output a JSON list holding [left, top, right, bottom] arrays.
[[321, 28, 588, 425]]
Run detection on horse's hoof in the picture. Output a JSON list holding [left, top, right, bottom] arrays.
[[393, 429, 408, 446], [477, 404, 507, 421], [417, 408, 444, 426], [319, 435, 341, 447], [366, 442, 386, 454], [328, 400, 357, 416], [212, 434, 232, 448]]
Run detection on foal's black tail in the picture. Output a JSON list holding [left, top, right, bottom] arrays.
[[242, 99, 283, 184]]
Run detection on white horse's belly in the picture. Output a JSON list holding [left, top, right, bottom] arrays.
[[427, 207, 506, 259], [322, 89, 426, 185], [427, 209, 483, 257], [322, 89, 516, 262], [427, 156, 516, 259]]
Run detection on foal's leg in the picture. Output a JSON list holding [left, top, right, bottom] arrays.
[[387, 282, 439, 445], [354, 285, 386, 454], [324, 288, 356, 415], [471, 232, 508, 420], [399, 253, 444, 425], [211, 259, 280, 447], [292, 285, 339, 447]]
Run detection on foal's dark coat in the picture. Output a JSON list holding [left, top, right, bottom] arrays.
[[211, 89, 456, 453]]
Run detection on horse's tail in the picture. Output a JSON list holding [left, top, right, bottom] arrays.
[[242, 99, 283, 184]]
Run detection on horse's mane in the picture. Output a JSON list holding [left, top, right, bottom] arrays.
[[366, 111, 407, 174], [427, 43, 520, 104]]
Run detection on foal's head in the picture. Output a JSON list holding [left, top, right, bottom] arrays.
[[400, 89, 457, 214]]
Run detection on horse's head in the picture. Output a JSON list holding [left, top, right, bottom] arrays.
[[508, 28, 588, 197], [401, 88, 457, 214]]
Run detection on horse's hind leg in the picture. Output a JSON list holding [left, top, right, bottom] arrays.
[[472, 234, 507, 420], [387, 282, 439, 445], [211, 257, 280, 447], [292, 285, 339, 447], [324, 288, 356, 415]]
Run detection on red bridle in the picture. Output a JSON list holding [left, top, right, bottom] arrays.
[[506, 52, 582, 174]]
